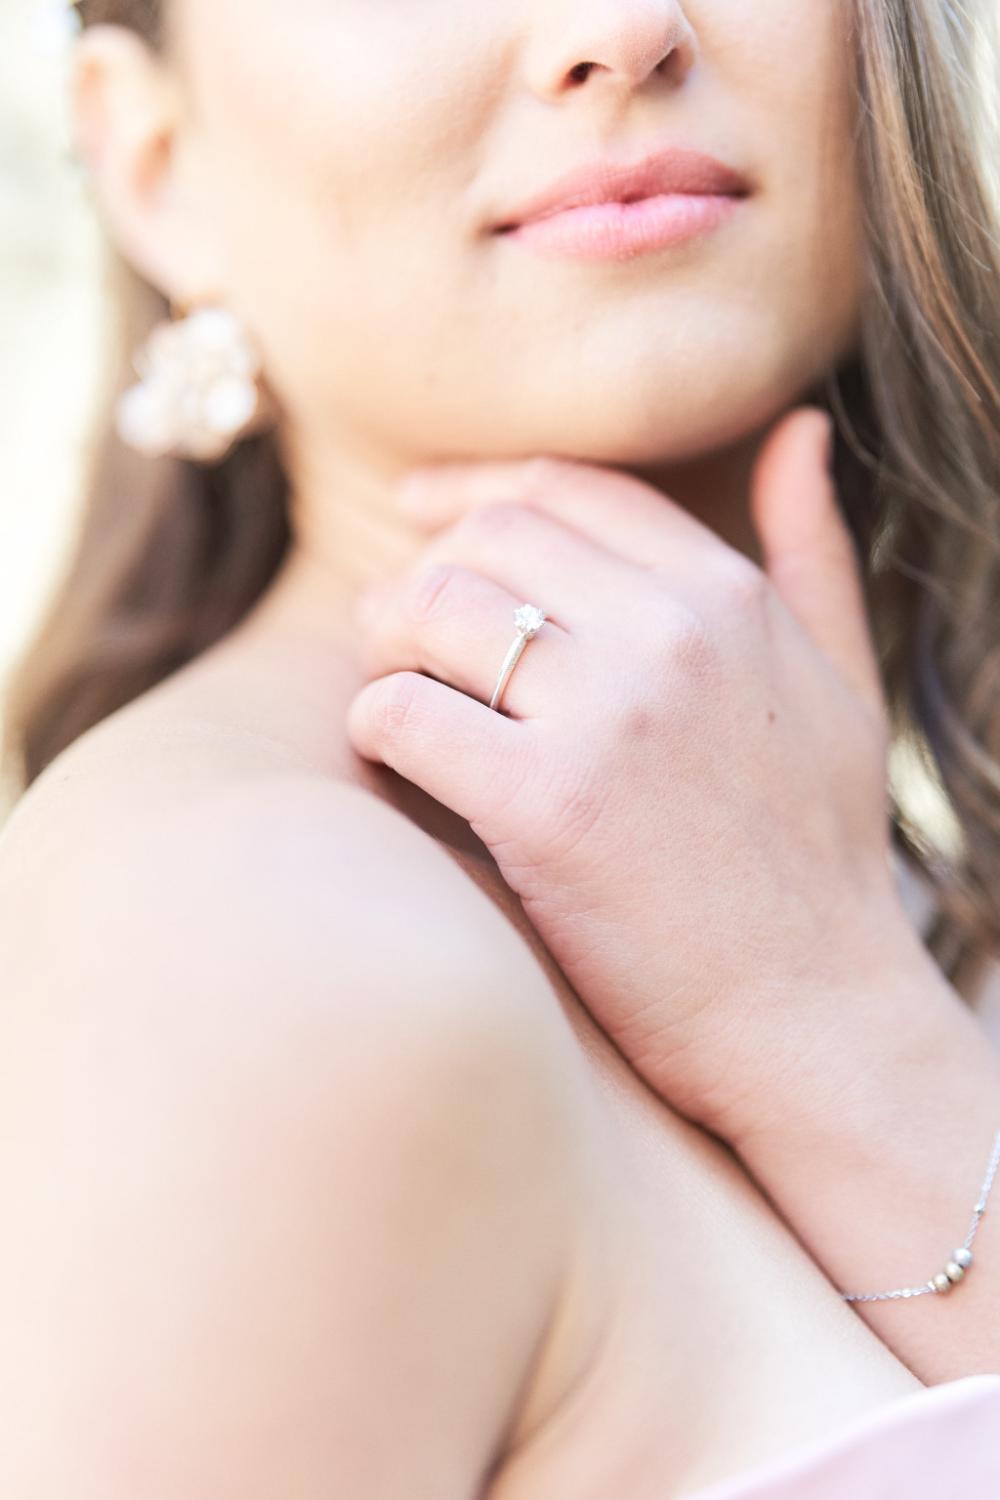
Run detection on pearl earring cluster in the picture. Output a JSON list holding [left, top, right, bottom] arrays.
[[115, 305, 270, 463]]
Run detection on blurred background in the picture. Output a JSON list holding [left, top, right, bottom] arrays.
[[0, 0, 996, 838], [1, 0, 112, 818]]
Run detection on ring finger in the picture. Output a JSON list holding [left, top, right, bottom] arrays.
[[356, 561, 574, 719]]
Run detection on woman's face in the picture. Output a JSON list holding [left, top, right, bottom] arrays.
[[169, 0, 864, 472]]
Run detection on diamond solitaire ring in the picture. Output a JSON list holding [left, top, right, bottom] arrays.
[[489, 604, 547, 713]]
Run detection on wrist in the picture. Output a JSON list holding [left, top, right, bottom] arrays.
[[718, 897, 1000, 1379], [730, 895, 1000, 1163]]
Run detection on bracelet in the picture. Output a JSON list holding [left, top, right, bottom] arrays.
[[839, 1121, 1000, 1302]]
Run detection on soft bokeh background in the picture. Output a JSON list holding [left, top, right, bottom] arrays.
[[1, 0, 113, 818], [0, 0, 996, 833]]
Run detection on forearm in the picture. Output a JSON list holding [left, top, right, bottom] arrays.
[[731, 914, 1000, 1384]]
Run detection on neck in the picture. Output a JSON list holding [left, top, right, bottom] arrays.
[[238, 418, 769, 652]]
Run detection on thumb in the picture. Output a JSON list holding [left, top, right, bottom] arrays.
[[749, 407, 886, 723]]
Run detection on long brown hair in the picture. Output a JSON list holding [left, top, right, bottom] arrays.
[[4, 0, 1000, 988]]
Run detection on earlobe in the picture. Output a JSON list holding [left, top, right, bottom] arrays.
[[67, 24, 217, 307]]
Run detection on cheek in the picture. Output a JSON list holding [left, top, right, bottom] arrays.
[[736, 1, 864, 332], [175, 0, 866, 464], [677, 0, 865, 402], [179, 1, 497, 437], [183, 0, 493, 246]]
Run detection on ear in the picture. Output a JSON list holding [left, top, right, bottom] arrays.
[[68, 24, 223, 306]]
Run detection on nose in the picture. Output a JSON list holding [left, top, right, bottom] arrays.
[[526, 0, 698, 100]]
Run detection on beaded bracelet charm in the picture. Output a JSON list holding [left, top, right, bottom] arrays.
[[839, 1122, 1000, 1303]]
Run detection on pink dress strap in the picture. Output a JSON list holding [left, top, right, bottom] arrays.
[[679, 1374, 1000, 1500]]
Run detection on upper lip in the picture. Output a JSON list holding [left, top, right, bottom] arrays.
[[493, 146, 751, 231]]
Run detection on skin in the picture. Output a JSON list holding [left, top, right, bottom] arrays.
[[50, 0, 1000, 1488], [345, 438, 1000, 1380], [71, 0, 865, 613]]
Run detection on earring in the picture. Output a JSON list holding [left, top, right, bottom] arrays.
[[114, 301, 274, 463]]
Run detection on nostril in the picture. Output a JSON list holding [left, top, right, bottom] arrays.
[[568, 61, 597, 84]]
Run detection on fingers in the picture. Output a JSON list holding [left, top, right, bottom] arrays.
[[749, 408, 887, 724], [355, 561, 574, 720], [345, 668, 527, 821], [395, 454, 726, 575], [390, 498, 641, 635]]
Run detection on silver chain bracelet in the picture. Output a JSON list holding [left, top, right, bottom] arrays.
[[839, 1122, 1000, 1302]]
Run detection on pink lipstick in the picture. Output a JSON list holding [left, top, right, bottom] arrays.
[[492, 145, 750, 263]]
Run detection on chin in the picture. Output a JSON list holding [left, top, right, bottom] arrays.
[[505, 379, 774, 470]]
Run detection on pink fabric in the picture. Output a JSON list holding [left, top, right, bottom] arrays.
[[680, 1374, 1000, 1499]]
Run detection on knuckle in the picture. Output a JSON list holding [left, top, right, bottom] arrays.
[[521, 455, 571, 492], [649, 599, 716, 677], [615, 683, 667, 743], [520, 455, 597, 505], [373, 671, 425, 742], [460, 500, 528, 545], [406, 562, 465, 625]]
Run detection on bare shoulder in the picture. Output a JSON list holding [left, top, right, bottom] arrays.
[[2, 718, 587, 1067], [0, 727, 613, 1495]]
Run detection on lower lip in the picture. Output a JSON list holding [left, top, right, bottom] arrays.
[[497, 192, 744, 262]]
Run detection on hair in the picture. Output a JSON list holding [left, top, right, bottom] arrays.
[[4, 0, 1000, 988]]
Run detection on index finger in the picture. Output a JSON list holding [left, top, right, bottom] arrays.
[[394, 454, 731, 573]]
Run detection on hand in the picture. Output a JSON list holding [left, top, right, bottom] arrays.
[[345, 407, 904, 1144]]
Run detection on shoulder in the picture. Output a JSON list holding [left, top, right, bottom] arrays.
[[6, 740, 581, 1059], [1, 718, 594, 1106], [0, 753, 611, 1494]]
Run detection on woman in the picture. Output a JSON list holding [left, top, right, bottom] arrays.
[[1, 0, 998, 1494]]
